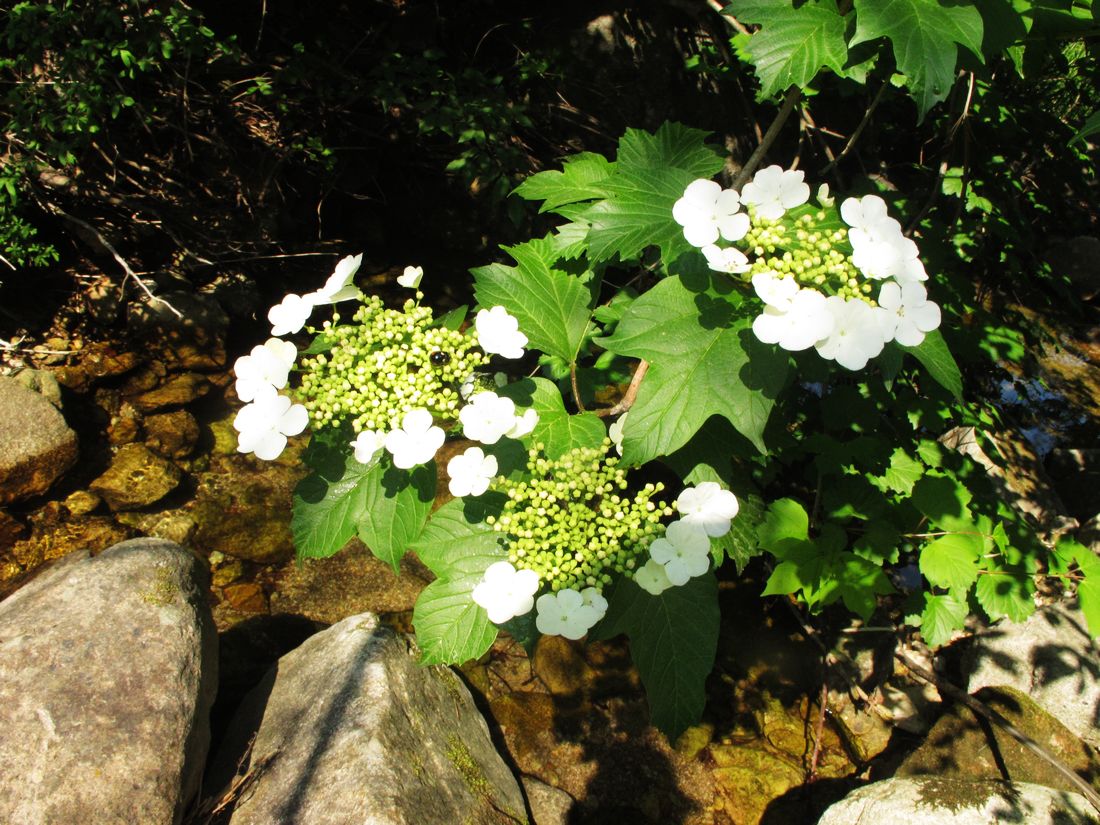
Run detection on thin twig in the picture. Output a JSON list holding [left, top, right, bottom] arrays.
[[570, 362, 586, 412], [821, 81, 889, 174], [732, 85, 803, 190], [708, 0, 750, 36], [808, 680, 829, 781], [597, 360, 649, 418], [0, 252, 14, 270], [895, 649, 1100, 815]]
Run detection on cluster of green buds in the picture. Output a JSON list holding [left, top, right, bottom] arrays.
[[485, 441, 674, 592], [295, 294, 489, 433]]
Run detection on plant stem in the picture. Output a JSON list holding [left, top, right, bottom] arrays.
[[597, 360, 650, 418], [732, 85, 803, 190]]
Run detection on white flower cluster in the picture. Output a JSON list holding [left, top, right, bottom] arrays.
[[233, 256, 538, 470], [673, 170, 942, 371]]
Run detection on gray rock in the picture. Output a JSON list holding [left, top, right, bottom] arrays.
[[0, 538, 218, 825], [521, 776, 573, 825], [964, 599, 1100, 749], [90, 442, 182, 511], [0, 375, 78, 504], [816, 777, 1098, 824], [213, 613, 527, 825]]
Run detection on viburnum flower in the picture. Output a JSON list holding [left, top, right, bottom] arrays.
[[752, 288, 835, 352], [814, 296, 889, 370], [752, 271, 800, 311], [817, 182, 835, 207], [580, 587, 608, 620], [350, 429, 386, 464], [384, 408, 445, 468], [233, 337, 297, 402], [475, 306, 528, 359], [701, 244, 751, 274], [877, 281, 941, 347], [740, 165, 810, 220], [459, 391, 518, 445], [535, 588, 603, 640], [306, 253, 364, 305], [608, 412, 628, 456], [268, 293, 315, 336], [676, 482, 739, 537], [672, 179, 750, 248], [840, 195, 891, 245], [233, 384, 309, 461], [634, 558, 673, 596], [397, 265, 424, 289], [472, 561, 540, 624], [446, 446, 498, 497], [505, 408, 539, 439], [648, 520, 711, 586]]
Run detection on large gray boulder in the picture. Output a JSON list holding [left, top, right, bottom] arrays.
[[816, 777, 1098, 824], [964, 599, 1100, 749], [0, 539, 218, 824], [214, 613, 527, 825], [0, 374, 78, 504]]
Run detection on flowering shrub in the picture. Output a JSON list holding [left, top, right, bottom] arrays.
[[232, 122, 1098, 740]]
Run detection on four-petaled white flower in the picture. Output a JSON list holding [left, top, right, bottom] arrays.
[[648, 520, 711, 586], [476, 306, 528, 359], [673, 179, 750, 248], [447, 446, 498, 497], [472, 561, 540, 624], [580, 587, 608, 620], [535, 588, 603, 640], [505, 408, 539, 439], [397, 265, 424, 289], [701, 244, 751, 274], [752, 271, 800, 311], [608, 412, 628, 456], [384, 408, 445, 469], [233, 337, 297, 402], [752, 288, 835, 352], [676, 482, 740, 537], [306, 253, 364, 305], [814, 296, 889, 371], [268, 293, 315, 337], [350, 429, 386, 464], [740, 165, 810, 221], [460, 391, 518, 445], [634, 558, 673, 596], [877, 281, 941, 347], [233, 384, 309, 461]]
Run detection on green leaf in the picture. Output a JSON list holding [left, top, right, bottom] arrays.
[[910, 473, 973, 526], [975, 567, 1036, 623], [616, 122, 726, 179], [883, 448, 925, 495], [409, 498, 505, 578], [850, 0, 984, 118], [728, 0, 852, 98], [292, 456, 376, 559], [921, 591, 968, 647], [433, 305, 468, 330], [592, 575, 720, 739], [714, 492, 766, 572], [497, 377, 606, 459], [600, 274, 787, 460], [835, 553, 895, 619], [513, 151, 614, 213], [471, 236, 594, 364], [413, 578, 499, 665], [356, 462, 436, 572], [1071, 542, 1100, 638], [919, 533, 982, 590], [757, 498, 810, 548], [900, 329, 964, 400], [853, 520, 901, 564], [1070, 109, 1100, 146]]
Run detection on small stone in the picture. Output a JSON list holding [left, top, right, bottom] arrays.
[[63, 490, 101, 517], [129, 372, 211, 412], [212, 558, 244, 587], [521, 776, 574, 825], [145, 409, 200, 458], [90, 443, 182, 511], [107, 402, 143, 446], [533, 634, 590, 696], [12, 369, 62, 406], [129, 292, 228, 371], [81, 343, 140, 379], [222, 582, 268, 613], [0, 376, 78, 504]]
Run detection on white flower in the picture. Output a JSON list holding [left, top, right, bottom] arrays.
[[580, 587, 608, 620], [676, 482, 740, 537], [447, 446, 498, 497], [840, 195, 891, 242], [672, 179, 750, 248], [752, 288, 835, 351], [505, 408, 539, 439], [814, 296, 889, 370], [233, 337, 297, 402], [350, 429, 386, 464], [608, 412, 628, 456], [460, 391, 518, 445], [233, 384, 309, 461], [472, 561, 540, 624], [701, 244, 751, 274], [475, 306, 528, 359], [877, 281, 941, 347], [634, 558, 673, 596], [268, 293, 315, 336], [384, 408, 445, 468], [740, 165, 810, 221], [397, 265, 424, 289], [648, 520, 711, 586], [535, 588, 602, 640], [305, 253, 364, 305], [752, 271, 800, 311], [817, 183, 834, 207]]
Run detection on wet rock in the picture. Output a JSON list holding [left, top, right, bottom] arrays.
[[145, 409, 201, 458], [211, 556, 245, 587], [521, 776, 573, 825], [533, 635, 591, 697], [115, 510, 197, 545], [222, 581, 268, 613], [90, 443, 182, 511], [964, 599, 1100, 749], [129, 372, 212, 412], [107, 401, 144, 445], [63, 489, 101, 516], [0, 538, 218, 825], [12, 368, 62, 406], [817, 776, 1098, 824], [211, 613, 526, 825], [120, 361, 167, 396], [81, 343, 141, 379], [129, 292, 228, 371], [0, 509, 26, 548], [10, 515, 132, 572], [0, 376, 78, 504]]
